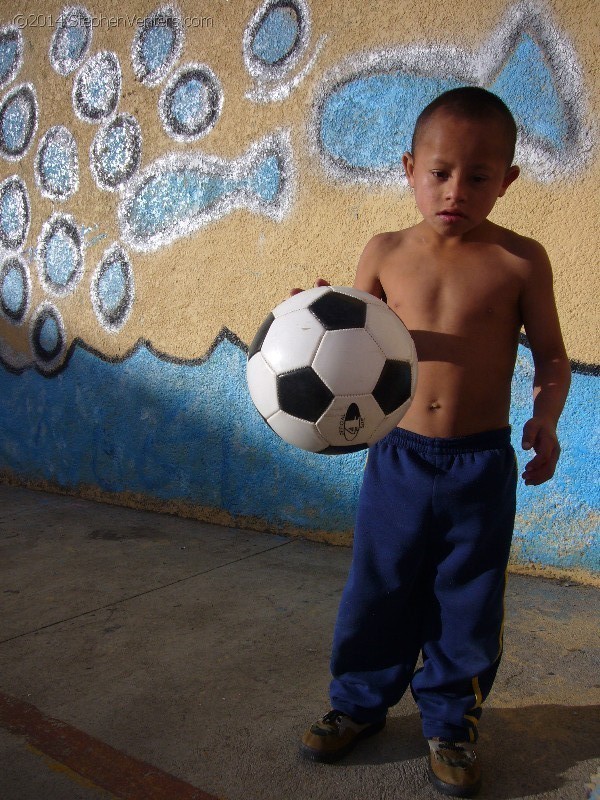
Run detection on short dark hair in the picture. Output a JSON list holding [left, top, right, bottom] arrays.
[[411, 86, 518, 165]]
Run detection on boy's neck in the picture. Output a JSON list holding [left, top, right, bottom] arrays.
[[414, 218, 498, 248]]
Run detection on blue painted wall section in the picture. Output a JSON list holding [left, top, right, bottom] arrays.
[[0, 340, 597, 572], [510, 350, 599, 571], [0, 337, 364, 535]]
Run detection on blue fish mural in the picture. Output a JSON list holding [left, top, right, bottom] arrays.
[[310, 4, 591, 185], [118, 129, 295, 252]]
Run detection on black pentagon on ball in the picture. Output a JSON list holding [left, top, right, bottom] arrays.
[[277, 367, 334, 422], [373, 360, 412, 415], [309, 291, 367, 330], [248, 312, 275, 359], [321, 443, 369, 455]]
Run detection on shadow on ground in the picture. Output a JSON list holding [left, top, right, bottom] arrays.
[[344, 704, 600, 798]]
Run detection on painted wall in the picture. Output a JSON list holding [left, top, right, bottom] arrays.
[[0, 0, 597, 579]]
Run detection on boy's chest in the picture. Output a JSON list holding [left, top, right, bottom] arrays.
[[382, 258, 523, 332]]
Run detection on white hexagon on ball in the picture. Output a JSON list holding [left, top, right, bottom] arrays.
[[247, 353, 279, 419], [313, 328, 385, 395], [261, 307, 325, 374], [365, 303, 416, 361]]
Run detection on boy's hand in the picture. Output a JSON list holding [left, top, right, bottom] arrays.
[[290, 278, 330, 296], [521, 417, 560, 486]]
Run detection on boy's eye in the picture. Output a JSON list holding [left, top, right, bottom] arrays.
[[431, 170, 447, 179], [472, 175, 488, 183]]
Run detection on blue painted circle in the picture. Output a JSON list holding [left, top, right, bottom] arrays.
[[73, 52, 121, 122], [92, 245, 134, 331], [31, 305, 65, 363], [132, 8, 183, 86], [91, 114, 142, 190], [38, 216, 83, 295], [0, 84, 37, 159], [0, 255, 28, 322], [36, 127, 78, 200], [251, 4, 300, 65], [161, 66, 221, 140], [50, 8, 92, 76], [0, 176, 29, 250]]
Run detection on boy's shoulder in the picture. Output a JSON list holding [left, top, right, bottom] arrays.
[[486, 222, 548, 260], [484, 224, 553, 286], [360, 227, 415, 260]]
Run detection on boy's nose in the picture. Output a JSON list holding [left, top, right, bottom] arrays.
[[445, 175, 468, 202]]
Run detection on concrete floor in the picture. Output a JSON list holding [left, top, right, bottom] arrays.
[[0, 484, 598, 800]]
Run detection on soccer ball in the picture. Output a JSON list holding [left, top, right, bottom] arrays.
[[246, 286, 418, 454]]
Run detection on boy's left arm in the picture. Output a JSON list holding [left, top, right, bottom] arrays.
[[519, 242, 571, 486]]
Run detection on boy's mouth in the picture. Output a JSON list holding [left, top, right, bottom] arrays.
[[438, 209, 467, 221]]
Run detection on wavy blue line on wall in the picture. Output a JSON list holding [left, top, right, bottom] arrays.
[[0, 339, 597, 570]]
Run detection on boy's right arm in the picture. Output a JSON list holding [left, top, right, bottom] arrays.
[[353, 235, 385, 299]]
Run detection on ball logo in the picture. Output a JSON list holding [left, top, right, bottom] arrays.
[[339, 402, 364, 441]]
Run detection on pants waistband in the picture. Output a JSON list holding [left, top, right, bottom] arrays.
[[380, 426, 512, 455]]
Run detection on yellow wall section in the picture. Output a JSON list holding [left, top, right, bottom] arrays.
[[0, 0, 597, 365]]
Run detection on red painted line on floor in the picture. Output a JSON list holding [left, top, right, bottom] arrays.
[[0, 691, 221, 800]]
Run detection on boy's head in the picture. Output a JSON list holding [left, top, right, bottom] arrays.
[[402, 87, 520, 236], [411, 87, 518, 167]]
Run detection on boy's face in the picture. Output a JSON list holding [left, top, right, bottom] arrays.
[[402, 110, 520, 238]]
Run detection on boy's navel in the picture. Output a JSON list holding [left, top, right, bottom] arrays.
[[429, 401, 441, 410]]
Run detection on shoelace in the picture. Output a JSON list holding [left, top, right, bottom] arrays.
[[322, 710, 346, 726], [431, 740, 477, 768]]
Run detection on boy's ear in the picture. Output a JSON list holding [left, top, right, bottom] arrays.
[[499, 164, 520, 197], [402, 152, 415, 186]]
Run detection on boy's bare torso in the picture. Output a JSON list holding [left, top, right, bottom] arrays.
[[356, 221, 533, 438]]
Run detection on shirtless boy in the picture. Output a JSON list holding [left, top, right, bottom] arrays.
[[298, 88, 571, 797]]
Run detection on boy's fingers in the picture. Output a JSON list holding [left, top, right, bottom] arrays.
[[521, 419, 560, 485], [522, 448, 558, 485], [291, 279, 330, 297], [522, 418, 541, 450]]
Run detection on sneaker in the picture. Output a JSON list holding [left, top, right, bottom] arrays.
[[428, 738, 482, 797], [300, 709, 386, 763]]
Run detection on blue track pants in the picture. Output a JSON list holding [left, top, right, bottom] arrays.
[[330, 427, 517, 742]]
